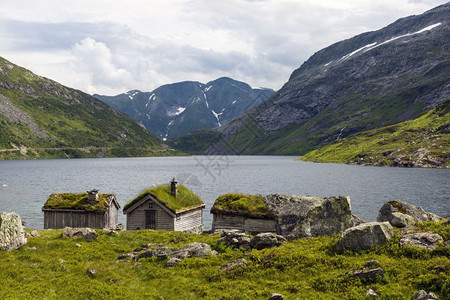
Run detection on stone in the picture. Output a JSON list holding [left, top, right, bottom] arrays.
[[249, 233, 287, 250], [86, 269, 97, 278], [352, 267, 384, 283], [0, 212, 27, 251], [366, 289, 380, 298], [350, 214, 366, 227], [136, 247, 174, 261], [399, 232, 443, 250], [336, 222, 394, 251], [62, 227, 98, 241], [115, 224, 124, 231], [377, 200, 441, 227], [219, 258, 248, 272], [411, 290, 439, 300], [263, 194, 352, 239], [169, 242, 212, 260], [107, 230, 118, 236], [218, 231, 251, 249], [165, 257, 182, 267], [268, 293, 284, 300]]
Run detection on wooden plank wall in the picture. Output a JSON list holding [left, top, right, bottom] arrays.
[[43, 211, 106, 229], [126, 199, 174, 230], [174, 208, 203, 232], [212, 214, 277, 233]]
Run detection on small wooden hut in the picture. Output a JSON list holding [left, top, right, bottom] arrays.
[[123, 178, 205, 233], [42, 189, 120, 229], [210, 193, 276, 233]]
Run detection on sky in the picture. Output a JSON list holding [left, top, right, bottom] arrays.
[[0, 0, 447, 95]]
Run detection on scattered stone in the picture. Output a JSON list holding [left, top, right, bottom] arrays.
[[86, 269, 97, 278], [263, 194, 352, 239], [249, 233, 287, 250], [0, 212, 27, 251], [377, 200, 441, 227], [107, 230, 118, 236], [411, 290, 439, 300], [169, 242, 213, 260], [75, 243, 81, 247], [62, 227, 98, 241], [26, 230, 39, 238], [399, 232, 443, 250], [350, 214, 366, 227], [26, 246, 37, 251], [135, 247, 174, 261], [117, 253, 135, 261], [218, 231, 251, 249], [363, 260, 381, 269], [268, 293, 284, 300], [336, 222, 394, 251], [352, 267, 384, 283], [165, 257, 182, 267], [219, 258, 247, 273], [366, 289, 380, 298], [115, 224, 124, 231]]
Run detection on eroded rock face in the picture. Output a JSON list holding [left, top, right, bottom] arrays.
[[399, 232, 443, 250], [0, 212, 27, 251], [336, 222, 394, 251], [377, 200, 441, 227], [263, 194, 352, 239]]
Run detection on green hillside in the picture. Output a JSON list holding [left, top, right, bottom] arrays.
[[300, 100, 449, 168], [0, 57, 174, 159]]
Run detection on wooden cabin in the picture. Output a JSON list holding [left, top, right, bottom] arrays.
[[210, 193, 276, 233], [42, 189, 120, 229], [123, 178, 205, 233]]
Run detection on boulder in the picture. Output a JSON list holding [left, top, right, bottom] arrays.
[[136, 247, 174, 261], [249, 233, 287, 250], [269, 294, 285, 300], [218, 231, 251, 249], [62, 227, 98, 241], [411, 290, 439, 300], [399, 232, 443, 250], [336, 222, 394, 251], [169, 242, 213, 260], [0, 212, 27, 251], [377, 200, 441, 227], [219, 258, 248, 272], [352, 267, 384, 283], [350, 214, 366, 227], [263, 194, 352, 239]]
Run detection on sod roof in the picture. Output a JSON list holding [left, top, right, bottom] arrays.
[[123, 185, 205, 214], [42, 193, 117, 212], [210, 193, 271, 218]]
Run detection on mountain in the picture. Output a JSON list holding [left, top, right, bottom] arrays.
[[300, 100, 449, 168], [94, 77, 274, 140], [0, 56, 172, 159], [206, 3, 449, 156]]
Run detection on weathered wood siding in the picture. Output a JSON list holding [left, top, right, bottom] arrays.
[[106, 204, 119, 229], [43, 210, 107, 229], [212, 214, 276, 233], [174, 208, 203, 232], [126, 198, 174, 230]]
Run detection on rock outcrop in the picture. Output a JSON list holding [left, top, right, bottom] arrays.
[[169, 242, 214, 260], [263, 194, 352, 239], [0, 212, 27, 251], [336, 222, 394, 251], [399, 232, 443, 250], [377, 200, 441, 227]]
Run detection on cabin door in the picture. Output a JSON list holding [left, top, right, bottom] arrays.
[[145, 210, 157, 229]]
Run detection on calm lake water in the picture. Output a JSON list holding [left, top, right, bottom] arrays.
[[0, 156, 448, 230]]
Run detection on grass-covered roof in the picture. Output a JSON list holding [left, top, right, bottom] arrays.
[[42, 193, 116, 212], [123, 185, 204, 214], [210, 193, 271, 218]]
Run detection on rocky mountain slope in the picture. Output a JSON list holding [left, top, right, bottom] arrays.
[[300, 100, 449, 168], [0, 56, 171, 159], [94, 77, 273, 140], [209, 3, 449, 155]]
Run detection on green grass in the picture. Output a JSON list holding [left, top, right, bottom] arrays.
[[300, 100, 449, 167], [210, 193, 270, 218], [1, 221, 448, 299], [42, 193, 115, 212], [123, 185, 204, 213]]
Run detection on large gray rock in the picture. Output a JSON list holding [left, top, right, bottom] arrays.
[[411, 290, 439, 300], [399, 232, 443, 250], [377, 200, 441, 227], [250, 233, 286, 250], [62, 227, 98, 241], [169, 242, 213, 260], [0, 212, 27, 251], [336, 222, 394, 251], [218, 231, 251, 250], [263, 194, 352, 239]]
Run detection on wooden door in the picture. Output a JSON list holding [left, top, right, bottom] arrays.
[[145, 210, 157, 229]]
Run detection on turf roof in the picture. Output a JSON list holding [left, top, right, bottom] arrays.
[[123, 185, 204, 213], [210, 193, 271, 218], [42, 193, 116, 212]]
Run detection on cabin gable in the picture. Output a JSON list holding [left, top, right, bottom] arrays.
[[125, 195, 175, 231]]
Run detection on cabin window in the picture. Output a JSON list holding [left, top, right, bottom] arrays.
[[145, 210, 157, 229]]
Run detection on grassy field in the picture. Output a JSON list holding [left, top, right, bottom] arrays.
[[1, 221, 448, 299]]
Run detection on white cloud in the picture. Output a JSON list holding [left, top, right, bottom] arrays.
[[0, 0, 447, 95]]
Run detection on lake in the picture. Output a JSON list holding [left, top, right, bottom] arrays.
[[0, 156, 448, 230]]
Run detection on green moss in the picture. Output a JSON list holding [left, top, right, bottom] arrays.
[[210, 193, 270, 218], [124, 185, 204, 213], [42, 193, 114, 212]]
